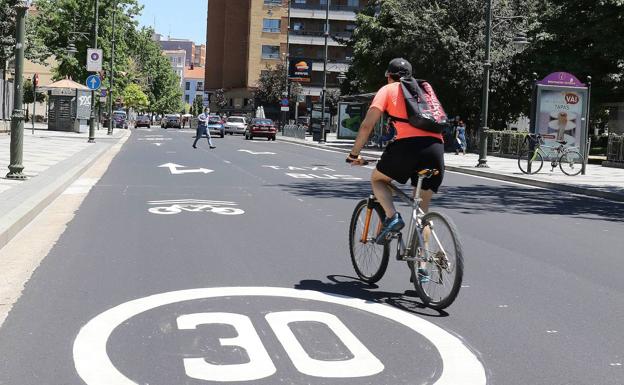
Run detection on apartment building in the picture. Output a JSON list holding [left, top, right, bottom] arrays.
[[205, 0, 362, 116], [183, 66, 205, 106], [205, 0, 287, 115], [288, 0, 361, 97], [162, 49, 186, 91]]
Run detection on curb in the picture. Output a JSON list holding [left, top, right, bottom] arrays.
[[277, 135, 624, 202], [0, 131, 131, 250]]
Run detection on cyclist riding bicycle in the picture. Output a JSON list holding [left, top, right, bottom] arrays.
[[347, 58, 445, 244]]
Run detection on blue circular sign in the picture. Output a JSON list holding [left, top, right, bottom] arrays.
[[86, 75, 101, 91]]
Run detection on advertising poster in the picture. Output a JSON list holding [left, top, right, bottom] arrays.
[[536, 89, 584, 146], [288, 58, 312, 83], [337, 102, 366, 139]]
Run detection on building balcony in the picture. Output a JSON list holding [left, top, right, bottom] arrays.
[[291, 3, 359, 12], [290, 7, 357, 21], [290, 29, 353, 39], [289, 34, 345, 46]]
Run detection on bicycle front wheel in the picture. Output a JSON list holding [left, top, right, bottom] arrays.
[[349, 199, 389, 284], [518, 150, 544, 174], [559, 150, 583, 176], [409, 211, 463, 310]]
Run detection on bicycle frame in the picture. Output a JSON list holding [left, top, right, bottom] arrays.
[[360, 175, 431, 263]]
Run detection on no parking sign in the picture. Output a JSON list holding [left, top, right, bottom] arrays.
[[87, 48, 103, 72]]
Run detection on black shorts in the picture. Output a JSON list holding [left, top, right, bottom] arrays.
[[376, 136, 445, 192]]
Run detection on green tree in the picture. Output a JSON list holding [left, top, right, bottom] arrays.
[[347, 0, 537, 129], [214, 88, 227, 111], [254, 62, 288, 106], [122, 82, 148, 112], [191, 94, 203, 116], [23, 79, 46, 121]]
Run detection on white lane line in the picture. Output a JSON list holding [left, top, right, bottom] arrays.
[[63, 178, 98, 195], [238, 149, 276, 155], [224, 160, 232, 164]]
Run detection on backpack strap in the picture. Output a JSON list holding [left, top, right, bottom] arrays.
[[387, 114, 410, 123]]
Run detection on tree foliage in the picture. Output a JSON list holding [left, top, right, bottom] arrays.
[[0, 0, 17, 69], [191, 94, 203, 116], [347, 0, 624, 129], [23, 79, 46, 104], [214, 88, 227, 110], [254, 62, 288, 106], [122, 82, 148, 111], [27, 0, 182, 114]]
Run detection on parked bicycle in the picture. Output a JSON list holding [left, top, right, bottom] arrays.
[[348, 167, 464, 310], [518, 133, 583, 176]]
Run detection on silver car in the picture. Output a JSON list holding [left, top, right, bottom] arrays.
[[224, 116, 248, 135]]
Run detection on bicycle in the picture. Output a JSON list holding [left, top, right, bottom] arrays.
[[348, 166, 464, 310], [518, 133, 584, 176]]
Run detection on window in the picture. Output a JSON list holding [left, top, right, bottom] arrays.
[[348, 0, 358, 6], [346, 24, 356, 31], [263, 19, 281, 33], [185, 95, 190, 103], [261, 45, 280, 60], [264, 0, 281, 4], [295, 0, 306, 3], [320, 0, 327, 4], [293, 22, 304, 31], [185, 82, 190, 91], [197, 82, 203, 91]]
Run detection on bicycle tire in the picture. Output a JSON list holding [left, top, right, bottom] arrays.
[[518, 150, 544, 174], [559, 150, 583, 176], [349, 199, 389, 284], [409, 211, 463, 310]]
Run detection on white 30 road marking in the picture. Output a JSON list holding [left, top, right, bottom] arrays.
[[158, 163, 214, 175], [238, 149, 276, 155], [73, 287, 486, 385]]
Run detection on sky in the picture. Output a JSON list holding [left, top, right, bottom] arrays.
[[136, 0, 207, 44]]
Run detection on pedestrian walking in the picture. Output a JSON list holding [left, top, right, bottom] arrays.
[[455, 120, 467, 155], [193, 107, 216, 149]]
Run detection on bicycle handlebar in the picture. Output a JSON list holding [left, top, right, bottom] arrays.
[[345, 157, 378, 165]]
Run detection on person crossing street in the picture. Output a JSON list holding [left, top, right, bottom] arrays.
[[193, 107, 216, 149]]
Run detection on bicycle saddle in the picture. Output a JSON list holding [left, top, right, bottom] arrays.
[[556, 140, 567, 145], [418, 169, 440, 178]]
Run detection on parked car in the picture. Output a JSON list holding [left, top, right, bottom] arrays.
[[161, 114, 181, 129], [112, 110, 128, 129], [245, 118, 277, 141], [224, 116, 247, 135], [207, 114, 225, 138], [135, 114, 151, 128]]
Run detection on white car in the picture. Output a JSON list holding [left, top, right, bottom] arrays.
[[224, 116, 248, 135]]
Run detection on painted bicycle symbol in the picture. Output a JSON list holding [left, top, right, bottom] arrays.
[[147, 200, 245, 216]]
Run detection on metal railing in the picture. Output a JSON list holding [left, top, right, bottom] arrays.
[[606, 134, 624, 164], [282, 124, 307, 139], [290, 30, 353, 39]]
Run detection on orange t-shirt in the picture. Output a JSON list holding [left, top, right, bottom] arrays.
[[369, 82, 443, 141]]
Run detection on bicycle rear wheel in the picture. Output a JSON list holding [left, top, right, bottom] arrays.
[[409, 211, 463, 310], [518, 150, 544, 174], [559, 150, 583, 176], [349, 199, 389, 284]]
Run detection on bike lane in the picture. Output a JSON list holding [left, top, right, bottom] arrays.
[[0, 129, 486, 385]]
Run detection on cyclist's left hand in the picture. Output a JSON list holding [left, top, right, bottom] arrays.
[[346, 153, 366, 166]]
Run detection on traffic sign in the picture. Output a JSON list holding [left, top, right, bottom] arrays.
[[86, 75, 101, 91], [281, 106, 290, 112], [280, 98, 289, 107], [87, 48, 103, 72]]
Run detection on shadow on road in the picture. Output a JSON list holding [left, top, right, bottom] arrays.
[[436, 184, 624, 222], [294, 275, 448, 318], [276, 179, 624, 222]]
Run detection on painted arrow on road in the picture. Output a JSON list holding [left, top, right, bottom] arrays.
[[238, 149, 276, 155], [158, 163, 214, 175]]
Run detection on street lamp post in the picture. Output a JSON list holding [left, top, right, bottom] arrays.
[[476, 0, 493, 168], [107, 1, 116, 136], [88, 0, 99, 143], [476, 0, 529, 168], [6, 1, 30, 180], [319, 0, 330, 144]]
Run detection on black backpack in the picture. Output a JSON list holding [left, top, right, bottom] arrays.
[[388, 77, 448, 134]]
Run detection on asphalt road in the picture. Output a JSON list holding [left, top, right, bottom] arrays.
[[1, 128, 623, 385]]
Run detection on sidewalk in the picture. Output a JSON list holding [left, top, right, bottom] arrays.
[[278, 132, 624, 202], [0, 126, 129, 249]]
